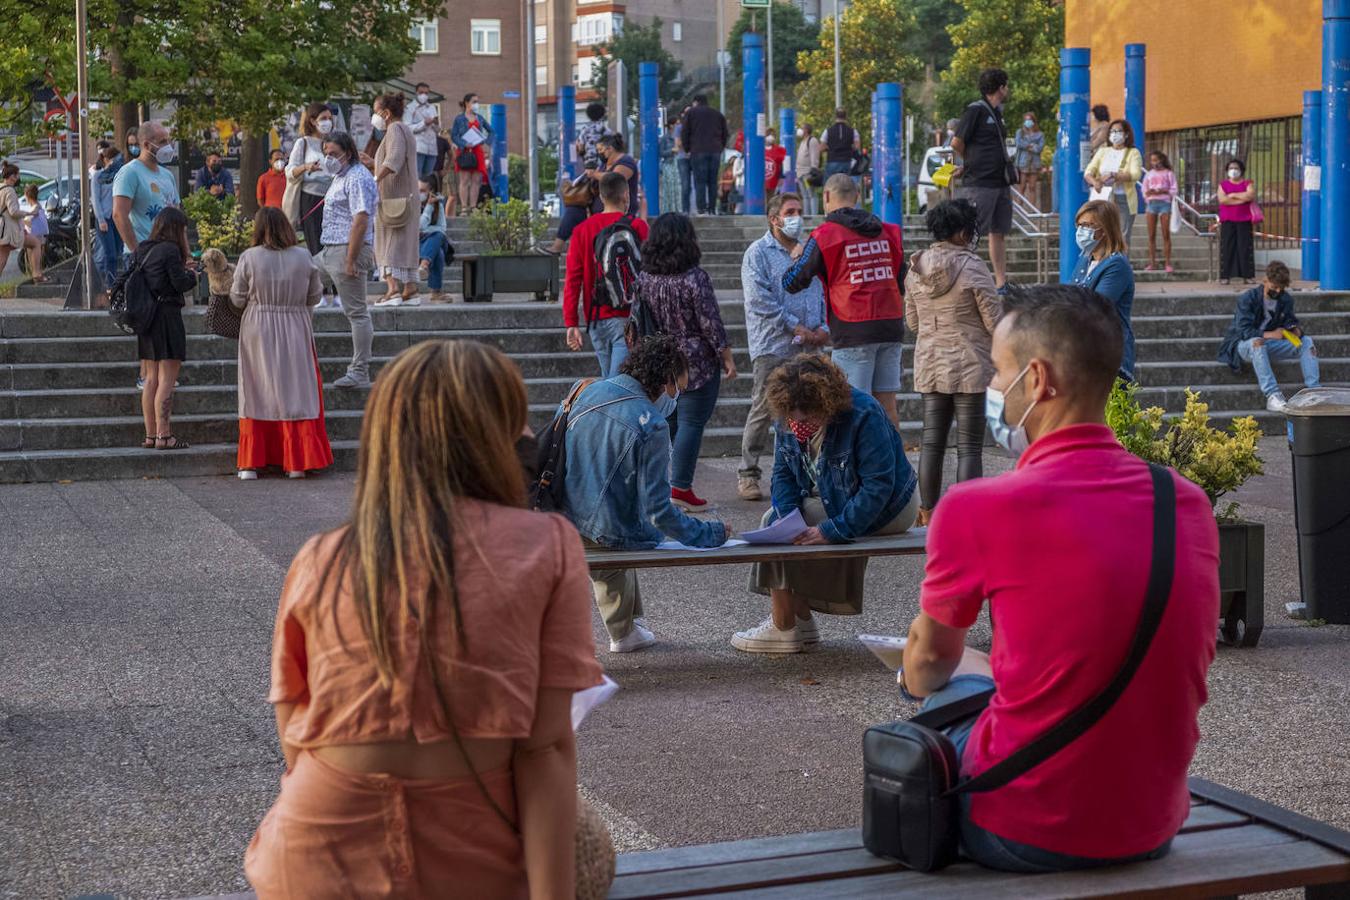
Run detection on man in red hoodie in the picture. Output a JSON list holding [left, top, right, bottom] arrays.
[[562, 172, 650, 377], [782, 172, 906, 426]]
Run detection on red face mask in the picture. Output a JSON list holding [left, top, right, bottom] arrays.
[[788, 418, 821, 444]]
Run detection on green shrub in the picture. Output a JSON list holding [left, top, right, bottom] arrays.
[[467, 198, 549, 255]]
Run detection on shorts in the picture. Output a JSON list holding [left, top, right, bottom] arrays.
[[1146, 199, 1172, 216], [955, 185, 1012, 236], [831, 342, 903, 394]]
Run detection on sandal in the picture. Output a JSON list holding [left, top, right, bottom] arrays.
[[142, 435, 157, 449], [155, 434, 190, 450]]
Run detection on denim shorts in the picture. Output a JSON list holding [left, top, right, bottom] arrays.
[[831, 342, 903, 393], [1145, 199, 1171, 216]]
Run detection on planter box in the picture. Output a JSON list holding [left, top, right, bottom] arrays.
[[461, 254, 559, 303], [1217, 520, 1264, 647]]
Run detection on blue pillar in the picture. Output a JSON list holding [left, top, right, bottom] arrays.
[[780, 107, 797, 194], [1056, 47, 1091, 282], [870, 90, 880, 214], [1303, 90, 1323, 282], [876, 83, 903, 225], [639, 61, 661, 218], [490, 103, 508, 201], [559, 85, 578, 181], [1124, 44, 1146, 149], [742, 32, 766, 215], [1322, 0, 1350, 289]]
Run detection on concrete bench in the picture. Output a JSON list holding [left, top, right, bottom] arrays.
[[584, 532, 928, 571], [610, 778, 1350, 898]]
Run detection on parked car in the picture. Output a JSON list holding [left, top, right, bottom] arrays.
[[37, 175, 82, 205], [915, 140, 1020, 213]]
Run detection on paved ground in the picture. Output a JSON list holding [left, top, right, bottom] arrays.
[[1, 437, 1347, 899]]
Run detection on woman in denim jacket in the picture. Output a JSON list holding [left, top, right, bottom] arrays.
[[562, 335, 728, 653], [733, 354, 918, 655]]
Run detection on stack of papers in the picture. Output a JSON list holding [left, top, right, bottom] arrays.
[[738, 508, 809, 544], [654, 538, 749, 551], [572, 675, 619, 731], [858, 634, 908, 670]]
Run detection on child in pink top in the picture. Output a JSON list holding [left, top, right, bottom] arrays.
[[1141, 151, 1179, 272]]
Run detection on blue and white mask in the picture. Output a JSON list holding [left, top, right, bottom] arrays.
[[654, 387, 679, 418], [985, 363, 1037, 457]]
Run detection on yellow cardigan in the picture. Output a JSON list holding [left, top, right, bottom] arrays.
[[1085, 146, 1144, 215]]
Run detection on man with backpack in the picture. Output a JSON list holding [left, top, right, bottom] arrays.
[[562, 172, 650, 377]]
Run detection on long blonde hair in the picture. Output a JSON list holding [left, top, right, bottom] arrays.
[[322, 339, 529, 686]]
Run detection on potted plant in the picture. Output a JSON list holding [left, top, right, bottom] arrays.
[[462, 198, 557, 302], [1107, 382, 1267, 646]]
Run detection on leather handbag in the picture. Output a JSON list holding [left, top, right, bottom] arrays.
[[376, 196, 415, 229], [563, 175, 598, 208], [861, 463, 1177, 872], [456, 148, 479, 171], [204, 292, 242, 340]]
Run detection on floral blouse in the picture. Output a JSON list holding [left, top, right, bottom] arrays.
[[636, 266, 729, 391]]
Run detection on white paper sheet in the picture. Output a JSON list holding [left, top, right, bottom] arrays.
[[1088, 185, 1114, 202], [654, 538, 749, 552], [739, 508, 809, 545], [858, 634, 908, 670], [572, 675, 619, 731], [461, 126, 486, 148]]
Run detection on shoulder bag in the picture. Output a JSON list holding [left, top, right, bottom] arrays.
[[204, 291, 242, 340], [862, 463, 1177, 872], [376, 195, 415, 229], [563, 174, 599, 208], [979, 100, 1020, 188]]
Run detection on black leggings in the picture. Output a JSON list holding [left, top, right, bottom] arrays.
[[919, 392, 986, 510]]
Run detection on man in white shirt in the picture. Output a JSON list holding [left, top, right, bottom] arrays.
[[406, 83, 440, 180]]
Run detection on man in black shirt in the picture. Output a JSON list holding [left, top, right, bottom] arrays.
[[823, 108, 859, 181], [681, 95, 729, 215], [951, 67, 1013, 290]]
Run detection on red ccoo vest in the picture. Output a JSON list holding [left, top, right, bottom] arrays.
[[812, 220, 905, 325]]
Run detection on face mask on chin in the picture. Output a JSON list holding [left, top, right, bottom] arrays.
[[654, 387, 679, 418]]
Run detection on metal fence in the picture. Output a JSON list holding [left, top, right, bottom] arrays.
[[1146, 115, 1303, 250]]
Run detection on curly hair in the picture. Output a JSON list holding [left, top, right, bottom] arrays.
[[765, 355, 853, 423], [619, 335, 689, 398], [642, 212, 702, 275], [926, 199, 980, 243]]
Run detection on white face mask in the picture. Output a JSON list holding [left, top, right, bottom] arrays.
[[154, 143, 176, 165], [417, 93, 429, 104], [419, 191, 428, 202], [780, 215, 803, 240], [1075, 224, 1098, 251], [1109, 130, 1125, 146], [469, 102, 479, 114], [1227, 168, 1242, 180], [795, 128, 804, 138], [1024, 119, 1035, 130], [321, 155, 343, 176], [985, 363, 1036, 456], [317, 118, 333, 135], [370, 114, 387, 132], [272, 160, 285, 171]]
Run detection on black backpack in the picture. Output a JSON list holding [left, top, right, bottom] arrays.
[[529, 379, 595, 513], [107, 250, 157, 336], [589, 215, 642, 321]]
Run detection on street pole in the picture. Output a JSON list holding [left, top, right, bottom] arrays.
[[1322, 0, 1350, 289], [767, 2, 775, 128], [718, 0, 727, 111], [1056, 47, 1091, 283], [74, 0, 95, 309], [1302, 90, 1322, 283], [524, 0, 539, 210], [833, 0, 842, 111], [639, 62, 661, 218], [743, 32, 766, 215]]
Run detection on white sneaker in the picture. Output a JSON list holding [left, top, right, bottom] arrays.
[[1266, 393, 1288, 413], [796, 617, 821, 650], [287, 470, 306, 479], [609, 622, 656, 653], [731, 618, 804, 654], [237, 470, 258, 480]]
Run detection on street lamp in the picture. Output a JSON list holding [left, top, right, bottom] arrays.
[[833, 0, 841, 110]]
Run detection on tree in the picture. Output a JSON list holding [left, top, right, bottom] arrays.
[[936, 0, 1064, 131], [592, 19, 683, 117], [793, 0, 925, 147], [903, 0, 962, 74], [727, 2, 820, 91]]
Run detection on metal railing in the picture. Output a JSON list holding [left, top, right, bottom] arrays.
[[1173, 197, 1219, 281], [1009, 186, 1056, 283]]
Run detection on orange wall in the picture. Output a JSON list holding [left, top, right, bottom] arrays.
[[1066, 0, 1322, 132]]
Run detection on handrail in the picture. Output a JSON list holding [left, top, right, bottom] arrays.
[[1007, 188, 1055, 283], [1173, 197, 1219, 281]]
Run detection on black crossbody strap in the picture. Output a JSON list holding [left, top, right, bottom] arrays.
[[952, 463, 1177, 795]]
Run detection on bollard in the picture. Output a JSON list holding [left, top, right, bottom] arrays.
[[876, 83, 903, 226], [639, 61, 661, 218], [743, 33, 766, 215], [490, 103, 508, 202], [781, 107, 797, 195], [1321, 0, 1350, 289], [1124, 44, 1146, 150], [559, 85, 578, 181], [1303, 90, 1322, 283], [1056, 47, 1091, 282], [870, 90, 880, 215]]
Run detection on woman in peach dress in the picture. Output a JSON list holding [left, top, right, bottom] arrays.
[[245, 340, 603, 899]]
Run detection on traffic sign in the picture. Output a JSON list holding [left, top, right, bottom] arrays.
[[503, 90, 521, 99], [741, 0, 770, 7]]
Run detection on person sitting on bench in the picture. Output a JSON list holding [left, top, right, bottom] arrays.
[[898, 284, 1220, 872], [733, 354, 918, 655], [562, 335, 728, 653]]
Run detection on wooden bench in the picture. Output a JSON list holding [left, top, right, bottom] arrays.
[[584, 532, 928, 571], [610, 778, 1350, 898]]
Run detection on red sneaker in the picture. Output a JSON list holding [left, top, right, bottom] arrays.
[[671, 487, 708, 510]]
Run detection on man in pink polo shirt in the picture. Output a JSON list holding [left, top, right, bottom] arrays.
[[899, 284, 1219, 872]]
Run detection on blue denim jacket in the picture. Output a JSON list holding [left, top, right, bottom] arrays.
[[561, 375, 728, 550], [770, 388, 917, 543], [1070, 251, 1136, 380]]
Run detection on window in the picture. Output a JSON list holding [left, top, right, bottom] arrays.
[[672, 22, 681, 42], [574, 13, 622, 46], [535, 24, 547, 44], [536, 65, 548, 87], [470, 19, 501, 55], [410, 19, 438, 54], [577, 57, 598, 87]]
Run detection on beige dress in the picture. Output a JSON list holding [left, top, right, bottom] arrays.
[[373, 121, 420, 282], [903, 242, 1002, 395], [0, 185, 24, 249], [231, 245, 324, 420]]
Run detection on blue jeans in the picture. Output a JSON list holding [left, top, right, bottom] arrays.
[[1237, 336, 1320, 397], [419, 232, 447, 291], [95, 219, 122, 289], [677, 157, 692, 213], [917, 675, 1173, 873], [666, 369, 722, 490], [417, 152, 436, 180], [691, 153, 721, 214], [824, 160, 853, 180], [590, 316, 630, 378]]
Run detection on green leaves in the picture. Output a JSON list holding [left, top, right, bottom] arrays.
[[936, 0, 1064, 129], [592, 19, 683, 114]]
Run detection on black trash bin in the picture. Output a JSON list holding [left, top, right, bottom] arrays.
[[1286, 387, 1350, 624]]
